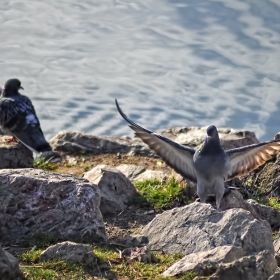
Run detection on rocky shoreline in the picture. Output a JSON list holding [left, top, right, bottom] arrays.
[[1, 127, 280, 279]]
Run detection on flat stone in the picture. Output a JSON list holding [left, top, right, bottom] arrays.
[[39, 241, 97, 266]]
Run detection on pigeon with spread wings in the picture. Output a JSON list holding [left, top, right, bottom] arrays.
[[115, 99, 280, 210], [0, 79, 52, 153]]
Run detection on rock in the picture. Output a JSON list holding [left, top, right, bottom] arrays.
[[247, 199, 280, 229], [49, 128, 258, 156], [219, 190, 260, 219], [122, 246, 151, 263], [115, 164, 146, 182], [84, 165, 137, 216], [39, 241, 97, 266], [0, 136, 33, 168], [162, 246, 244, 277], [274, 231, 280, 266], [116, 164, 170, 183], [141, 203, 273, 256], [134, 170, 167, 182], [0, 246, 21, 280], [50, 131, 155, 156], [0, 169, 107, 245], [156, 127, 259, 149], [209, 250, 277, 280], [65, 155, 78, 165]]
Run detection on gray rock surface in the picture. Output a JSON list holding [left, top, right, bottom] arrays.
[[274, 231, 280, 266], [49, 128, 258, 156], [247, 199, 280, 229], [0, 169, 107, 245], [50, 131, 155, 156], [156, 127, 259, 149], [219, 190, 261, 220], [116, 164, 168, 183], [0, 136, 33, 168], [39, 241, 97, 266], [141, 203, 273, 256], [84, 165, 137, 216], [162, 245, 244, 277], [0, 246, 21, 280], [209, 250, 277, 280]]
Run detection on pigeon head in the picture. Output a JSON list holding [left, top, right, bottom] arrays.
[[1, 79, 24, 97], [206, 125, 219, 142]]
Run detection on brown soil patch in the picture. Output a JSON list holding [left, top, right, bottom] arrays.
[[52, 153, 171, 178]]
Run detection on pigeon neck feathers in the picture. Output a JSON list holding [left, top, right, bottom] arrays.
[[199, 125, 223, 155]]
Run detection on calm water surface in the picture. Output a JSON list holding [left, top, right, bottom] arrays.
[[1, 0, 280, 141]]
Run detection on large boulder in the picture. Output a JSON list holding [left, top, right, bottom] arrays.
[[0, 136, 33, 168], [0, 246, 21, 280], [162, 245, 244, 277], [209, 250, 276, 280], [50, 131, 154, 156], [140, 203, 273, 256], [84, 165, 137, 216], [0, 169, 107, 245], [49, 127, 258, 156]]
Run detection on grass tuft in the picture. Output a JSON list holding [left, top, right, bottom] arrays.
[[253, 196, 280, 211], [19, 245, 196, 280], [134, 177, 191, 211], [33, 157, 57, 171]]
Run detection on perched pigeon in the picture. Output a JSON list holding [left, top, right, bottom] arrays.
[[0, 78, 52, 153], [115, 99, 280, 209]]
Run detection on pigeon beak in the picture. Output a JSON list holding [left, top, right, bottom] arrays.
[[20, 86, 24, 90]]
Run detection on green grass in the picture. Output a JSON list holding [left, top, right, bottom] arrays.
[[19, 246, 196, 280], [253, 196, 280, 211], [94, 246, 195, 279], [134, 177, 191, 211], [33, 157, 57, 171]]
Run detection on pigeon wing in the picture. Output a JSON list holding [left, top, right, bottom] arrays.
[[226, 139, 280, 180], [0, 96, 52, 153], [115, 99, 197, 182]]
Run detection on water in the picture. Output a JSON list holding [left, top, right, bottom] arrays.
[[1, 0, 280, 141]]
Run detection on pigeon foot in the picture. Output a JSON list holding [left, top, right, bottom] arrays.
[[6, 136, 18, 143]]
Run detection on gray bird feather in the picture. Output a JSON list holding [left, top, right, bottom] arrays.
[[115, 99, 280, 209], [0, 79, 52, 153]]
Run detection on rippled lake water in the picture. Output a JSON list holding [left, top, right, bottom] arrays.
[[1, 0, 280, 141]]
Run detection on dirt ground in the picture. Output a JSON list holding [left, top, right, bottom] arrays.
[[54, 153, 171, 178]]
